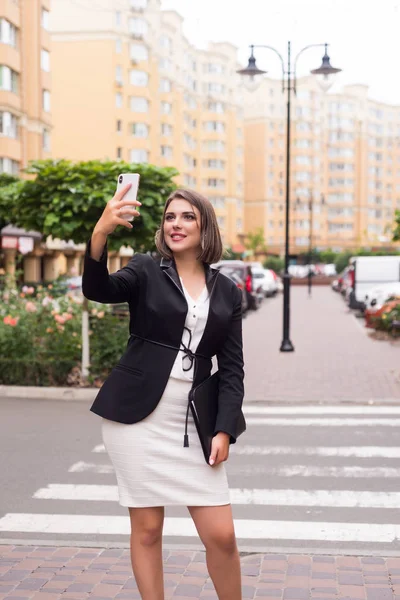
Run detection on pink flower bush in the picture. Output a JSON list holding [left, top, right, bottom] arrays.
[[25, 301, 37, 313], [3, 315, 19, 326]]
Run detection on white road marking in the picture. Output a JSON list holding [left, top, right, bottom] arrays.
[[1, 513, 399, 542], [231, 446, 400, 458], [93, 443, 400, 459], [70, 461, 400, 478], [32, 484, 400, 508], [243, 406, 400, 415], [244, 418, 400, 426], [237, 465, 400, 478], [69, 461, 113, 474]]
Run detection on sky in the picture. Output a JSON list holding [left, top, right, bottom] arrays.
[[161, 0, 400, 105]]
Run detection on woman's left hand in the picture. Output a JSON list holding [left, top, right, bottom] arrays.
[[209, 432, 230, 466]]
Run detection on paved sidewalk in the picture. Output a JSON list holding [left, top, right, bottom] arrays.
[[244, 287, 400, 403], [1, 545, 400, 600]]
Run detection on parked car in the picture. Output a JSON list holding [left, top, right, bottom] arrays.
[[346, 256, 400, 310], [364, 282, 400, 312], [213, 260, 262, 310], [218, 267, 248, 316]]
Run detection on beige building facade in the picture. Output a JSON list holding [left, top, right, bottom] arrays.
[[243, 76, 400, 255], [49, 0, 244, 250], [0, 0, 53, 283]]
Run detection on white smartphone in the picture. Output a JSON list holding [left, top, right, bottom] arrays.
[[116, 173, 140, 222]]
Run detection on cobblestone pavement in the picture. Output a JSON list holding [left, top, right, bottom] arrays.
[[1, 545, 400, 600], [243, 286, 400, 403]]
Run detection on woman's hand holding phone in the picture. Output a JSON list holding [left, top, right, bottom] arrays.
[[95, 182, 141, 237]]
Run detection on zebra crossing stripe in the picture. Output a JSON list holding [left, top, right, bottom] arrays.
[[244, 418, 400, 426], [243, 406, 400, 415], [71, 460, 400, 478], [32, 484, 400, 508], [93, 444, 400, 458], [0, 513, 399, 542]]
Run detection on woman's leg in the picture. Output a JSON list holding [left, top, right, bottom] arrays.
[[128, 506, 165, 600], [188, 504, 242, 600]]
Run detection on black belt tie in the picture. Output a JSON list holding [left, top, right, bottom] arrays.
[[129, 329, 207, 448]]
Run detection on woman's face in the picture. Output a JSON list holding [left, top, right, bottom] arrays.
[[163, 198, 202, 256]]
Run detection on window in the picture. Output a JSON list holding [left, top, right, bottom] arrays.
[[209, 197, 225, 208], [207, 178, 225, 188], [130, 148, 148, 162], [161, 145, 173, 158], [130, 43, 148, 61], [204, 159, 225, 169], [115, 92, 122, 108], [115, 11, 122, 26], [41, 49, 50, 72], [236, 219, 243, 231], [0, 19, 17, 47], [131, 0, 147, 8], [115, 65, 123, 84], [161, 123, 173, 136], [217, 216, 225, 228], [129, 17, 148, 37], [159, 57, 172, 71], [130, 69, 148, 86], [116, 39, 122, 53], [130, 96, 149, 112], [116, 119, 122, 132], [131, 122, 149, 137], [41, 9, 50, 31], [205, 63, 225, 74], [0, 112, 17, 138], [204, 121, 225, 133], [203, 140, 225, 152], [0, 66, 18, 93], [117, 147, 122, 159], [208, 82, 225, 94], [42, 89, 50, 112], [42, 128, 50, 152], [160, 78, 171, 92], [159, 36, 171, 51], [161, 101, 172, 114], [207, 101, 225, 113], [0, 157, 18, 174]]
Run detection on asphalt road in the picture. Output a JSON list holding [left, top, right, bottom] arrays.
[[2, 395, 400, 555]]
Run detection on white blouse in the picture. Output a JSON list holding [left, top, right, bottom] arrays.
[[169, 279, 210, 382]]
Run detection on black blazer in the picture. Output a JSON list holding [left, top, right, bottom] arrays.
[[82, 239, 245, 442]]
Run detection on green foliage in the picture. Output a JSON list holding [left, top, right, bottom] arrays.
[[223, 246, 243, 260], [0, 281, 132, 385], [393, 210, 400, 241], [334, 251, 353, 274], [245, 228, 267, 255], [2, 159, 178, 252], [370, 300, 400, 337], [0, 173, 21, 230], [263, 256, 284, 273]]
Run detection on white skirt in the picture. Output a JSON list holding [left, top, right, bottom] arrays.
[[101, 377, 230, 507]]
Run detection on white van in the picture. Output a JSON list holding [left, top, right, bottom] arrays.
[[347, 255, 400, 310]]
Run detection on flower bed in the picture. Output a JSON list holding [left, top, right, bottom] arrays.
[[369, 297, 400, 338], [0, 283, 129, 386]]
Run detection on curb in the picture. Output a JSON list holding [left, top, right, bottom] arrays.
[[0, 385, 96, 401], [1, 385, 400, 405]]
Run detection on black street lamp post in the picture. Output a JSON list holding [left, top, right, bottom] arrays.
[[238, 42, 341, 352]]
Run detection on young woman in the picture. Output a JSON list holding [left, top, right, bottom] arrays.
[[82, 183, 245, 600]]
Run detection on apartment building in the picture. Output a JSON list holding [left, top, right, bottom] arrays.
[[243, 76, 400, 254], [0, 0, 52, 282], [49, 0, 244, 249], [0, 0, 51, 173]]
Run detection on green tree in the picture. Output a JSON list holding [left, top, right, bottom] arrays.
[[393, 210, 400, 241], [245, 228, 267, 257], [1, 159, 178, 379], [5, 159, 177, 251], [263, 256, 284, 273]]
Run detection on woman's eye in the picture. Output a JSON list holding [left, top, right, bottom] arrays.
[[185, 214, 195, 220], [165, 215, 174, 220]]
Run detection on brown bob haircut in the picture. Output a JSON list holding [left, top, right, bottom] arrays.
[[155, 188, 224, 265]]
